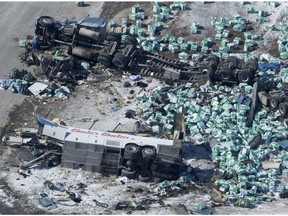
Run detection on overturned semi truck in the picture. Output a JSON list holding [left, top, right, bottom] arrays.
[[35, 109, 186, 181], [33, 16, 259, 84]]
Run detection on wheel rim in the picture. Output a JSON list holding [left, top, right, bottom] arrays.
[[125, 145, 138, 153], [202, 69, 208, 75], [221, 71, 229, 80], [144, 148, 154, 155], [240, 74, 249, 83]]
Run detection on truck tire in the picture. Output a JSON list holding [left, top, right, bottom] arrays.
[[206, 55, 219, 69], [141, 147, 156, 160], [279, 102, 288, 117], [107, 32, 121, 43], [270, 96, 280, 110], [226, 56, 239, 69], [124, 143, 139, 159], [121, 169, 136, 179], [238, 70, 253, 83], [219, 67, 232, 81], [38, 16, 55, 28], [112, 53, 130, 69], [123, 35, 138, 46], [97, 51, 112, 67], [245, 59, 258, 72]]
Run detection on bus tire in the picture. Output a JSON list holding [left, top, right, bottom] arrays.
[[124, 143, 139, 159], [121, 169, 136, 179], [141, 147, 156, 160]]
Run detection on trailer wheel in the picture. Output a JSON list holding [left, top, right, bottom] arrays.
[[123, 35, 138, 46], [201, 65, 213, 76], [245, 59, 258, 72], [38, 16, 55, 28], [226, 56, 239, 69], [279, 102, 288, 117], [97, 51, 112, 67], [206, 55, 219, 69], [270, 96, 281, 110], [141, 147, 156, 160], [124, 143, 139, 159], [219, 67, 232, 81], [238, 70, 253, 83], [112, 53, 130, 69], [107, 32, 121, 43], [121, 169, 136, 179]]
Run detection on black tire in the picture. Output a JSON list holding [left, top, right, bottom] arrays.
[[238, 70, 253, 83], [38, 16, 55, 28], [219, 67, 232, 81], [124, 143, 139, 159], [245, 59, 258, 72], [97, 51, 112, 67], [279, 102, 288, 117], [270, 96, 281, 110], [201, 65, 213, 76], [206, 55, 219, 69], [141, 147, 156, 160], [121, 169, 136, 179], [112, 53, 130, 69], [123, 35, 138, 46], [139, 174, 151, 182], [226, 56, 239, 69], [107, 32, 121, 43]]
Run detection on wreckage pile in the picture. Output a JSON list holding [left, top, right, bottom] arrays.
[[135, 67, 288, 207]]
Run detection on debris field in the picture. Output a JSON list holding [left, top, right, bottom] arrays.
[[1, 1, 288, 215]]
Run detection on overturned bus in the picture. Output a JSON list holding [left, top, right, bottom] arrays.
[[36, 110, 186, 182]]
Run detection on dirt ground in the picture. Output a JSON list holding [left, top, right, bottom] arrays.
[[1, 1, 288, 215]]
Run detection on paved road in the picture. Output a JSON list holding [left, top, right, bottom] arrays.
[[0, 1, 104, 125], [0, 2, 103, 213]]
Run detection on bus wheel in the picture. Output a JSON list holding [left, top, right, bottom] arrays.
[[141, 147, 156, 160], [124, 143, 139, 160], [121, 169, 136, 179]]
